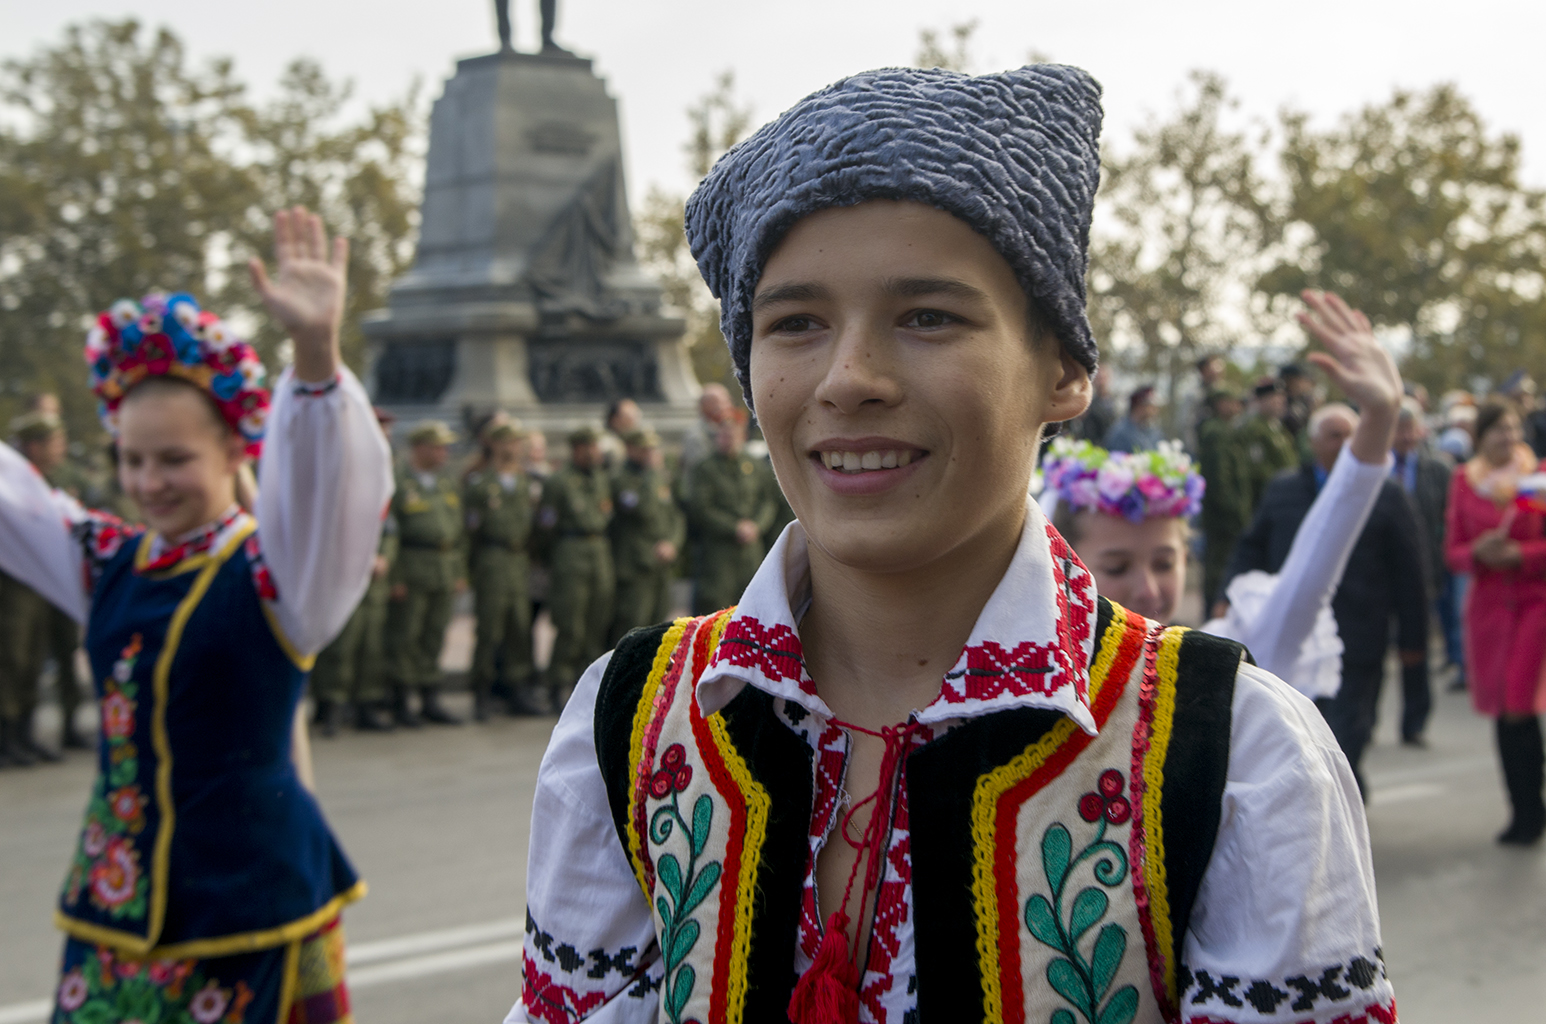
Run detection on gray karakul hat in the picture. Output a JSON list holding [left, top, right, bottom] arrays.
[[685, 64, 1104, 405]]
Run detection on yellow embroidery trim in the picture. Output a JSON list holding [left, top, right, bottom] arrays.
[[704, 656, 770, 1024], [968, 607, 1133, 1024], [1142, 626, 1186, 1007], [260, 601, 318, 672], [55, 880, 365, 959], [276, 933, 302, 1024], [624, 617, 693, 899]]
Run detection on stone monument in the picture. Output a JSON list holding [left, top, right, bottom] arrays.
[[363, 5, 700, 436]]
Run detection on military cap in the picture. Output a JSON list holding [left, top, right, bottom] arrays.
[[407, 420, 458, 446], [10, 411, 63, 443], [568, 425, 602, 446], [1206, 387, 1242, 407], [1253, 377, 1284, 398], [621, 428, 660, 449], [483, 419, 528, 443], [686, 64, 1105, 406]]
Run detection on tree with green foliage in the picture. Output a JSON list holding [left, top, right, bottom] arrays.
[[1087, 72, 1271, 431], [915, 21, 979, 74], [0, 19, 423, 440], [1260, 84, 1546, 394], [634, 71, 753, 399]]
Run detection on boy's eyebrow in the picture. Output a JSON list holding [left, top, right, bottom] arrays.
[[883, 277, 992, 303], [752, 282, 830, 312]]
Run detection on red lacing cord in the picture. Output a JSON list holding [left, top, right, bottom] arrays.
[[788, 719, 922, 1024]]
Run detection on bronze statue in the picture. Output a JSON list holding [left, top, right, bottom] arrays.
[[494, 0, 566, 53]]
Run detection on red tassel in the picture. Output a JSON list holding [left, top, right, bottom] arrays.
[[787, 912, 861, 1024]]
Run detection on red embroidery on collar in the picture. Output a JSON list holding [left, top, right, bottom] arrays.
[[245, 535, 278, 601], [712, 616, 815, 694], [139, 508, 243, 572]]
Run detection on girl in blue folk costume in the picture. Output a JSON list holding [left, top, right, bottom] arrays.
[[508, 69, 1395, 1024], [0, 208, 393, 1024]]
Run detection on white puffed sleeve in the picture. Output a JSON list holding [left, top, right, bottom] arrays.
[[1204, 445, 1390, 698], [0, 441, 90, 622], [1179, 663, 1395, 1024], [505, 652, 664, 1024], [255, 366, 394, 657]]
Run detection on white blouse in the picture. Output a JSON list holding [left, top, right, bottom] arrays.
[[506, 502, 1393, 1024], [0, 366, 393, 657], [1203, 445, 1392, 699]]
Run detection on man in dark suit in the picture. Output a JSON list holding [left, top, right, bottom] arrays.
[[1392, 399, 1458, 728], [1226, 402, 1430, 794]]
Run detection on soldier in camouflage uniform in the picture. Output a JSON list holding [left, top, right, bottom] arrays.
[[310, 409, 398, 734], [537, 426, 613, 709], [385, 420, 465, 726], [0, 412, 71, 764], [1239, 379, 1301, 513], [608, 429, 684, 644], [687, 412, 777, 614], [464, 420, 544, 719], [1196, 389, 1251, 609]]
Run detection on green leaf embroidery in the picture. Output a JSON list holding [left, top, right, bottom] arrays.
[[1042, 823, 1072, 896], [1052, 1010, 1076, 1024], [1046, 958, 1093, 1019], [669, 918, 701, 968], [647, 753, 722, 1024], [669, 963, 697, 1020], [1097, 985, 1139, 1024], [1025, 894, 1062, 948], [681, 862, 721, 917], [691, 794, 712, 857], [1069, 887, 1109, 942], [658, 854, 685, 904], [1090, 923, 1127, 1000]]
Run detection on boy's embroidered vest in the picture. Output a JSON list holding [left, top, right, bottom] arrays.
[[59, 521, 363, 958], [595, 598, 1243, 1024]]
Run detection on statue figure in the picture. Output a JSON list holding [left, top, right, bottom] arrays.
[[493, 0, 569, 54]]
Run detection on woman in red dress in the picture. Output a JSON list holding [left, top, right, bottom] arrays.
[[1445, 399, 1546, 844]]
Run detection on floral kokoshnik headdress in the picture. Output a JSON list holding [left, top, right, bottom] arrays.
[[84, 292, 269, 458], [1042, 437, 1204, 522]]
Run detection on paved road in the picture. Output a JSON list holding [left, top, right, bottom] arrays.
[[2, 671, 1542, 1023]]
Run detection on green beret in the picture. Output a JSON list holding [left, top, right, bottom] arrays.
[[10, 411, 63, 443], [621, 429, 660, 449], [408, 420, 458, 445]]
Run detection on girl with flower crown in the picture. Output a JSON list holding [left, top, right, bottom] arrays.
[[1043, 291, 1403, 702], [0, 208, 392, 1024]]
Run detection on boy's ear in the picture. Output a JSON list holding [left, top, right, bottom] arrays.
[[1042, 345, 1093, 424]]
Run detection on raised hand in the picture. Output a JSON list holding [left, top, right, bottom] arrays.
[[1296, 290, 1403, 465], [248, 206, 349, 383]]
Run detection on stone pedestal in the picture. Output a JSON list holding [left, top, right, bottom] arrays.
[[363, 49, 701, 438]]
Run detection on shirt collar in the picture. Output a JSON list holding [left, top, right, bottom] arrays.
[[142, 504, 249, 568], [697, 497, 1101, 735]]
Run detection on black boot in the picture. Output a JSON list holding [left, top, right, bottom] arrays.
[[419, 687, 462, 725], [1496, 717, 1546, 845], [392, 686, 422, 729], [313, 698, 341, 738], [0, 719, 38, 767], [505, 681, 549, 717], [355, 701, 396, 732]]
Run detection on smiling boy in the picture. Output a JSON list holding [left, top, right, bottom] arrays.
[[509, 66, 1391, 1024]]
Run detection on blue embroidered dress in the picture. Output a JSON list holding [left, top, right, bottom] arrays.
[[59, 511, 362, 954]]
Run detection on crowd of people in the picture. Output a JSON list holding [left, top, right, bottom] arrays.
[[1062, 348, 1546, 841], [0, 380, 793, 760]]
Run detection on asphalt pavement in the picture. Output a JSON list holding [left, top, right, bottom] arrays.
[[1, 661, 1542, 1023]]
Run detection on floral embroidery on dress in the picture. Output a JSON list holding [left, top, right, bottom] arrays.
[[646, 743, 721, 1024], [246, 534, 278, 601], [55, 946, 255, 1024], [63, 635, 149, 920], [1023, 768, 1139, 1024], [140, 507, 244, 573], [71, 509, 144, 590]]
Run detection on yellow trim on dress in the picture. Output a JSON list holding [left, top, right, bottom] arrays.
[[1140, 626, 1186, 1008], [261, 601, 318, 671], [276, 934, 302, 1024], [625, 617, 693, 899], [968, 607, 1133, 1024], [55, 880, 366, 959]]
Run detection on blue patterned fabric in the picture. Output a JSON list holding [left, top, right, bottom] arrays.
[[685, 64, 1105, 403], [59, 524, 358, 952]]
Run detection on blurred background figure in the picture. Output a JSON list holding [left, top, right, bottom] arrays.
[[608, 429, 683, 643], [536, 426, 614, 710], [1070, 362, 1117, 443], [1240, 377, 1300, 513], [600, 397, 643, 469], [464, 420, 543, 719], [1103, 383, 1163, 453], [1197, 388, 1249, 607], [387, 420, 466, 727], [678, 382, 735, 474], [687, 410, 775, 614], [1444, 400, 1546, 845], [1391, 398, 1453, 744], [310, 407, 399, 734], [1280, 362, 1318, 449], [1226, 402, 1429, 794]]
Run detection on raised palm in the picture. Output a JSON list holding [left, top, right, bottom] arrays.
[[1295, 290, 1401, 414], [249, 206, 349, 375]]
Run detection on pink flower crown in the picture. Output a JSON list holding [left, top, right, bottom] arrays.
[[1042, 437, 1204, 522], [84, 292, 269, 458]]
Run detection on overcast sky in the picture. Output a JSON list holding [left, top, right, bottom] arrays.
[[7, 0, 1544, 205]]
